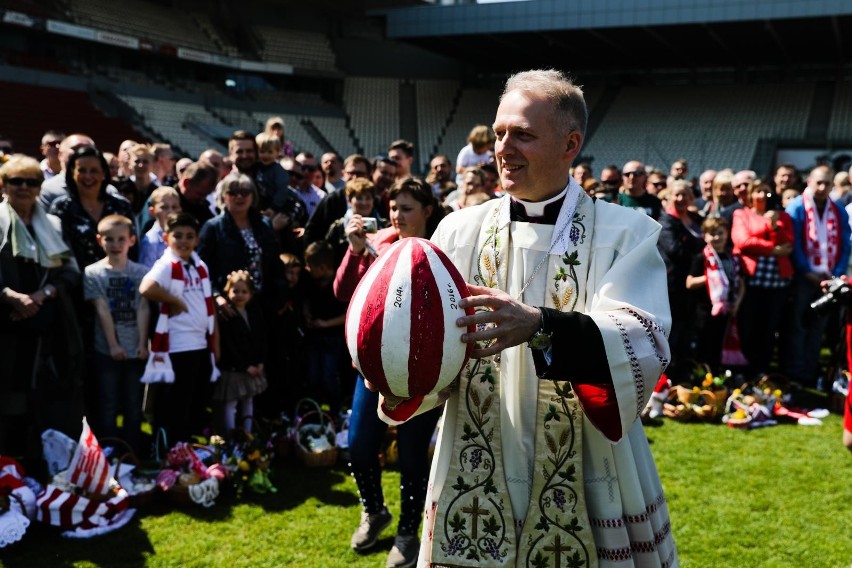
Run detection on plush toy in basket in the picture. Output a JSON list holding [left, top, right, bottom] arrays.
[[155, 442, 227, 507], [293, 399, 338, 467], [35, 418, 135, 538]]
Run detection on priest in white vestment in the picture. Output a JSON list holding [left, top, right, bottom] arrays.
[[378, 70, 678, 568]]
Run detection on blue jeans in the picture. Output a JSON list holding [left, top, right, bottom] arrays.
[[348, 376, 442, 536], [93, 352, 145, 453], [306, 334, 345, 413]]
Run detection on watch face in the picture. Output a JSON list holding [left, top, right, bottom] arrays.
[[528, 332, 552, 350]]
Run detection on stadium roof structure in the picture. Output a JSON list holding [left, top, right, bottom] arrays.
[[375, 0, 852, 74]]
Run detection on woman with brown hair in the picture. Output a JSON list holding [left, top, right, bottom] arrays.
[[731, 180, 794, 375]]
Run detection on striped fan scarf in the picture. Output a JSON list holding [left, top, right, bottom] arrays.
[[703, 244, 739, 316], [141, 249, 220, 384], [803, 189, 841, 274]]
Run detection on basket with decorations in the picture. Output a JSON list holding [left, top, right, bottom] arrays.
[[155, 441, 228, 507], [723, 374, 829, 429], [662, 367, 731, 422]]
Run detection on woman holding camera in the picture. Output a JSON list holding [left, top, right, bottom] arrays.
[[333, 177, 444, 568], [325, 177, 386, 265], [731, 180, 794, 376]]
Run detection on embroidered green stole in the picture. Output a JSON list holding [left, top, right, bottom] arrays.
[[430, 193, 598, 568]]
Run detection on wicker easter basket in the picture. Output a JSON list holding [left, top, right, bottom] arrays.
[[293, 400, 338, 467], [163, 443, 223, 507], [664, 386, 727, 421], [100, 437, 159, 508]]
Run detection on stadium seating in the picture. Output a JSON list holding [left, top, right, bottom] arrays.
[[254, 26, 337, 71], [343, 77, 401, 158], [827, 82, 852, 142], [190, 11, 242, 59], [309, 116, 358, 158], [0, 81, 145, 158], [582, 83, 813, 173], [117, 94, 228, 158], [67, 0, 221, 54], [415, 79, 459, 168], [435, 88, 501, 167]]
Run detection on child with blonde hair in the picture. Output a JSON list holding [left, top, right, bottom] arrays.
[[139, 186, 181, 268], [213, 270, 267, 435]]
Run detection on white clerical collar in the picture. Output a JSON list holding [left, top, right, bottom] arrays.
[[513, 186, 569, 217]]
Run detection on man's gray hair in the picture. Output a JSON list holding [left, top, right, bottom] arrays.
[[502, 69, 588, 137]]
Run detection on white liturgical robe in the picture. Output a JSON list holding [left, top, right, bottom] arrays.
[[380, 179, 677, 567]]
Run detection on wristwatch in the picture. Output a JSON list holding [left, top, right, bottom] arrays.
[[527, 308, 553, 350], [43, 286, 53, 298]]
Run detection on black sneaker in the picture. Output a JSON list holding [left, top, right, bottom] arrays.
[[386, 534, 419, 568]]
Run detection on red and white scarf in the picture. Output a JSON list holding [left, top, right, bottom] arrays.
[[703, 245, 739, 316], [141, 249, 220, 384], [803, 189, 841, 273]]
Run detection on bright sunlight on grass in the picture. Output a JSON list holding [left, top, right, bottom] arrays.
[[2, 415, 851, 567]]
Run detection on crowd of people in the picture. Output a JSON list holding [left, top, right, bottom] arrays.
[[1, 95, 850, 565]]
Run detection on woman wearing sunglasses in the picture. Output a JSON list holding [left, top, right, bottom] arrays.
[[0, 154, 83, 464], [198, 173, 285, 320]]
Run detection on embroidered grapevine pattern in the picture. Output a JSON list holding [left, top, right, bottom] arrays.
[[439, 358, 511, 563], [525, 380, 591, 568], [552, 213, 586, 312]]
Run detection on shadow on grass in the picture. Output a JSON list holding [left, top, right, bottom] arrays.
[[0, 514, 154, 568], [254, 460, 360, 512], [135, 490, 238, 522]]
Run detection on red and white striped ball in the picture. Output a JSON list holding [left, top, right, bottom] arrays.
[[346, 237, 474, 401]]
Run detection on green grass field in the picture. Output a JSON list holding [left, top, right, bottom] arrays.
[[3, 413, 852, 567]]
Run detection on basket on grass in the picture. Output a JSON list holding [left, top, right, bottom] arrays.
[[293, 399, 338, 467], [663, 386, 726, 422], [156, 441, 224, 508], [100, 437, 159, 508]]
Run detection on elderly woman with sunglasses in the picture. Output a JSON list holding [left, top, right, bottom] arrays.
[[0, 155, 83, 462], [197, 173, 285, 319]]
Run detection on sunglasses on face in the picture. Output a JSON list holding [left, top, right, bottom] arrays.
[[652, 181, 667, 189], [226, 188, 252, 197], [286, 170, 304, 180], [5, 177, 40, 188], [623, 170, 646, 177], [301, 164, 317, 172]]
